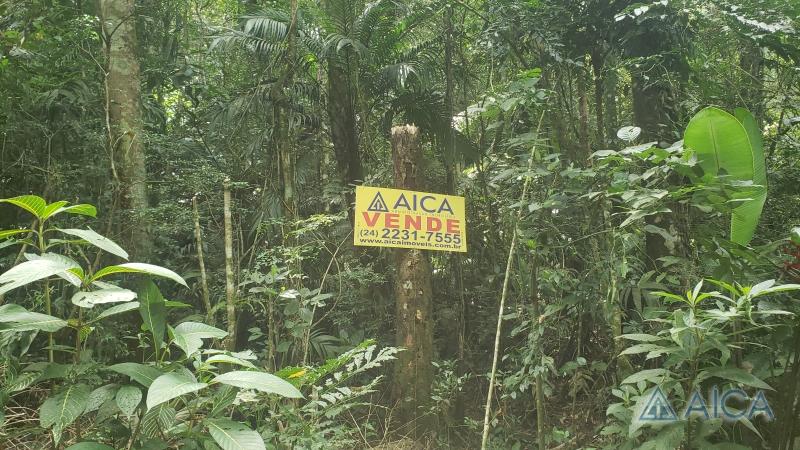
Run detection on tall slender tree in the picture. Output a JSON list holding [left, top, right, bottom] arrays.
[[101, 0, 152, 259]]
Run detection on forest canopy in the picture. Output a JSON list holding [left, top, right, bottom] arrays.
[[1, 0, 800, 449]]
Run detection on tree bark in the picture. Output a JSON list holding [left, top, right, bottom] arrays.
[[591, 49, 605, 147], [577, 62, 590, 159], [628, 21, 688, 269], [529, 253, 546, 450], [327, 53, 362, 214], [223, 181, 237, 351], [604, 59, 619, 144], [390, 125, 434, 437], [739, 42, 764, 124], [275, 0, 298, 219], [101, 0, 151, 260], [193, 196, 213, 325]]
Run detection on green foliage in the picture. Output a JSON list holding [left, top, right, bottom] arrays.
[[207, 418, 267, 450], [2, 0, 800, 446], [39, 384, 90, 445], [0, 199, 334, 449], [171, 321, 228, 357], [211, 370, 303, 398], [145, 372, 208, 410], [684, 107, 767, 245], [605, 279, 800, 447]]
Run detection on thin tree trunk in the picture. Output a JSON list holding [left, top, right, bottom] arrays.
[[444, 8, 467, 429], [275, 104, 296, 219], [223, 181, 237, 351], [631, 43, 686, 269], [604, 60, 618, 144], [529, 253, 546, 450], [193, 196, 213, 324], [591, 50, 605, 147], [577, 61, 590, 161], [481, 112, 545, 450], [390, 125, 434, 438], [101, 0, 151, 260], [328, 60, 362, 200], [276, 0, 297, 219], [740, 42, 764, 124], [443, 5, 457, 196]]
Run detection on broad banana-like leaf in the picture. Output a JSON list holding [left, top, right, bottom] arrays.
[[684, 107, 766, 245]]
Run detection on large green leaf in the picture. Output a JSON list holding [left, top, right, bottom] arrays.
[[92, 263, 187, 286], [57, 228, 129, 260], [140, 403, 176, 438], [23, 252, 84, 286], [0, 308, 67, 332], [107, 362, 163, 388], [206, 418, 267, 450], [64, 443, 115, 450], [42, 203, 97, 220], [0, 195, 47, 218], [146, 372, 207, 410], [172, 321, 228, 356], [205, 354, 257, 369], [72, 287, 137, 308], [116, 385, 142, 418], [39, 384, 90, 445], [0, 229, 31, 240], [211, 371, 303, 398], [0, 257, 80, 296], [684, 107, 766, 245], [700, 366, 773, 390], [731, 108, 767, 245], [92, 302, 140, 322], [620, 368, 673, 385], [85, 384, 119, 413], [138, 281, 167, 350]]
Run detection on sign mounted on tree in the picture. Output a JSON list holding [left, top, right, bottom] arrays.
[[354, 186, 467, 252]]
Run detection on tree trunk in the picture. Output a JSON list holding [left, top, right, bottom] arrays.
[[274, 104, 296, 219], [101, 0, 151, 260], [604, 60, 619, 144], [223, 181, 237, 351], [740, 42, 764, 124], [629, 30, 687, 268], [529, 254, 546, 450], [633, 72, 687, 268], [591, 49, 605, 147], [390, 125, 434, 437], [577, 62, 590, 160], [193, 196, 213, 325], [276, 0, 298, 219], [443, 6, 457, 196], [327, 58, 362, 211], [631, 72, 677, 143]]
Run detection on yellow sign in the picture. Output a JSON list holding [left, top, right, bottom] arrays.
[[354, 186, 467, 252]]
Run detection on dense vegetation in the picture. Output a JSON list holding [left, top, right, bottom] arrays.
[[1, 0, 799, 449]]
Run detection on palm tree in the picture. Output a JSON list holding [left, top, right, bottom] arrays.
[[212, 0, 441, 209]]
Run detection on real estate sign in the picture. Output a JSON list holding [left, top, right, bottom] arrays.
[[354, 186, 467, 252]]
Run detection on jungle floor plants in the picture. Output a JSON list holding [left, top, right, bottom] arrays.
[[0, 196, 396, 449]]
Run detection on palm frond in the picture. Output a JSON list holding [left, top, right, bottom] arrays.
[[322, 33, 370, 59], [242, 13, 289, 40]]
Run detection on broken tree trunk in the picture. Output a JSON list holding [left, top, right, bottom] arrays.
[[390, 125, 434, 438]]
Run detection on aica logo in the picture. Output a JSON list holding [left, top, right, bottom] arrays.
[[367, 192, 389, 212], [639, 387, 678, 421], [639, 386, 775, 423]]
